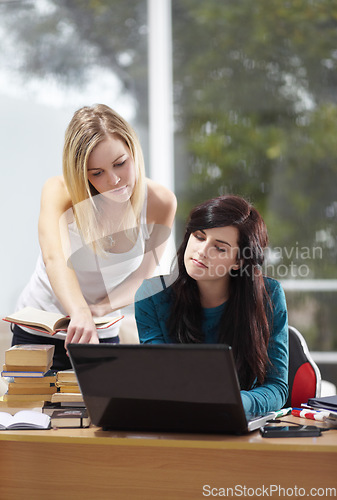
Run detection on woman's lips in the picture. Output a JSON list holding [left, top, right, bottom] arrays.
[[109, 185, 128, 194], [191, 258, 208, 269]]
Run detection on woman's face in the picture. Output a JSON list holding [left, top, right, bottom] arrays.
[[87, 134, 136, 202], [184, 226, 240, 283]]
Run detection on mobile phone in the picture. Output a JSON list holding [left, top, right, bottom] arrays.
[[260, 425, 322, 438]]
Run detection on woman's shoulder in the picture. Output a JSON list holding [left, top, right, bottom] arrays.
[[264, 275, 281, 289], [145, 178, 177, 225], [264, 276, 286, 304], [135, 275, 174, 304], [40, 176, 72, 212], [42, 175, 65, 190], [42, 176, 72, 204]]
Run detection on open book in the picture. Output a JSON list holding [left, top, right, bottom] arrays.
[[3, 307, 124, 335], [0, 410, 51, 430]]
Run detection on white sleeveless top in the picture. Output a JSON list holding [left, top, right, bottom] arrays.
[[16, 192, 150, 340]]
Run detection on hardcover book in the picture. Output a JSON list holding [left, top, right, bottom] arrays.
[[59, 385, 81, 394], [56, 369, 77, 383], [0, 397, 44, 415], [51, 392, 84, 404], [3, 393, 54, 403], [1, 367, 52, 378], [12, 371, 57, 385], [5, 344, 55, 368], [7, 384, 57, 395], [51, 408, 90, 428], [3, 364, 52, 372]]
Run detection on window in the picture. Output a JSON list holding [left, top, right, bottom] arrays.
[[1, 0, 336, 360], [171, 0, 337, 353]]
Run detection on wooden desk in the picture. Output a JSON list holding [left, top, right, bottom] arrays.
[[0, 417, 336, 500]]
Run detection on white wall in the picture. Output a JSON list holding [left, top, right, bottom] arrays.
[[0, 93, 72, 315]]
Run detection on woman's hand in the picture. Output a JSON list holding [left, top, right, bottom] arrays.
[[64, 309, 99, 351]]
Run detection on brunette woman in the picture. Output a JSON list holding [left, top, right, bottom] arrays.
[[135, 195, 288, 415]]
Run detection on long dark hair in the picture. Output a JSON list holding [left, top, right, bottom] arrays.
[[167, 195, 272, 390]]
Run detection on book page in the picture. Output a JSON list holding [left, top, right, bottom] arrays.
[[11, 410, 51, 428], [5, 307, 65, 332], [0, 412, 14, 429]]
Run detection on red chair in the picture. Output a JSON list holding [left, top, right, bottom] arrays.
[[285, 326, 321, 408]]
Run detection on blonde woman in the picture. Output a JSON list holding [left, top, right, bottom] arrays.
[[13, 104, 176, 370]]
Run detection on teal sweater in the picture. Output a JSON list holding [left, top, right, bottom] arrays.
[[135, 276, 289, 416]]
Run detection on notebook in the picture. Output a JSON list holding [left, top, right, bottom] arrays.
[[67, 343, 275, 434]]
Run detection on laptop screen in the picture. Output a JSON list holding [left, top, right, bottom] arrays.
[[68, 343, 250, 434]]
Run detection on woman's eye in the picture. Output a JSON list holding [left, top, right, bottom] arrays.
[[115, 159, 126, 167], [216, 246, 227, 253], [193, 232, 204, 241], [92, 171, 102, 177]]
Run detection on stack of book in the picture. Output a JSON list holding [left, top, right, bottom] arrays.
[[1, 345, 57, 406], [56, 369, 81, 394], [52, 369, 84, 406], [43, 370, 90, 428], [0, 345, 90, 428], [0, 344, 90, 428], [1, 307, 121, 428]]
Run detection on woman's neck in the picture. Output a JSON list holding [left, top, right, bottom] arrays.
[[100, 197, 128, 217], [197, 280, 230, 309]]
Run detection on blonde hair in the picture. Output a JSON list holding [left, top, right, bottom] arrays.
[[63, 104, 146, 254]]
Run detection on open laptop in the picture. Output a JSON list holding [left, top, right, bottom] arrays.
[[67, 343, 275, 434]]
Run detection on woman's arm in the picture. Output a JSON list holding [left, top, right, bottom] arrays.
[[240, 280, 289, 415], [38, 177, 99, 347], [89, 180, 177, 316]]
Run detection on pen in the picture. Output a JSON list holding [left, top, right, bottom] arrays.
[[273, 407, 292, 418], [291, 408, 330, 421]]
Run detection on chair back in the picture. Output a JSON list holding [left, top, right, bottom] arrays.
[[285, 326, 321, 408]]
